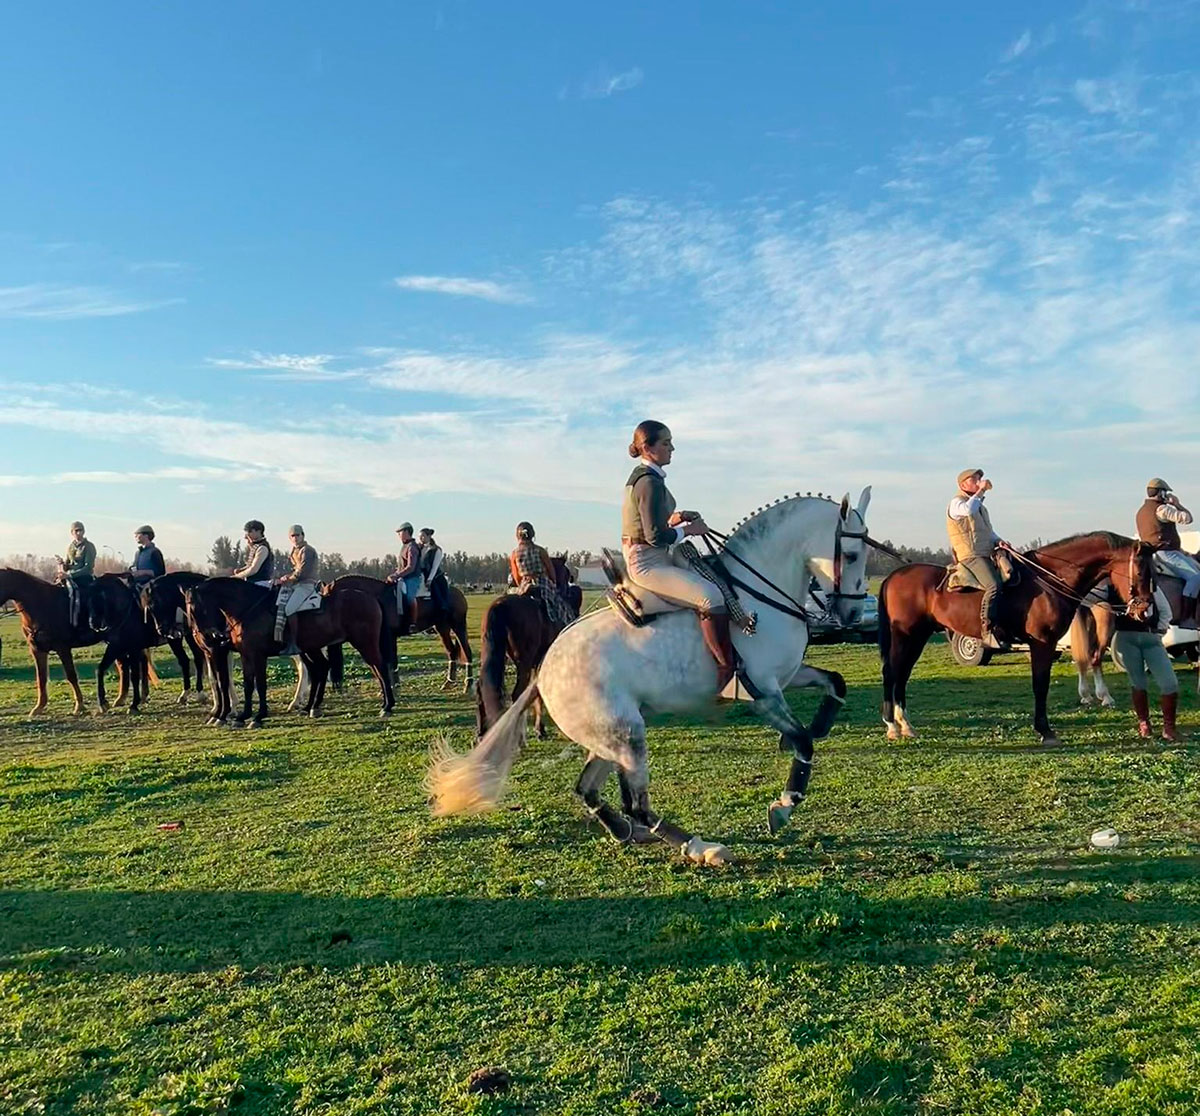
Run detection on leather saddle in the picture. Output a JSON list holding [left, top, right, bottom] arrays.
[[945, 550, 1019, 593], [601, 547, 723, 627]]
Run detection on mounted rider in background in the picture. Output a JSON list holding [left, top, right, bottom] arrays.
[[388, 523, 423, 633], [1137, 478, 1200, 629], [510, 521, 573, 628], [128, 525, 165, 588], [273, 525, 320, 655], [232, 520, 274, 585], [419, 527, 451, 615], [621, 420, 735, 688], [57, 520, 96, 627], [947, 468, 1011, 646]]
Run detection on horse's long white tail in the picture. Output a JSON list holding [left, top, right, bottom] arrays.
[[427, 683, 540, 815]]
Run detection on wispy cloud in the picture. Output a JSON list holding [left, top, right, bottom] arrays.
[[1002, 29, 1033, 61], [580, 65, 644, 99], [205, 352, 354, 380], [391, 275, 531, 304], [0, 283, 182, 320]]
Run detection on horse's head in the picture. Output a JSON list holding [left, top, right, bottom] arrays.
[[809, 487, 872, 628], [185, 583, 227, 644], [1113, 540, 1155, 623], [142, 580, 173, 638]]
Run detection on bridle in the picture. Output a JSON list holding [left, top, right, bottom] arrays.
[[1005, 543, 1152, 618], [89, 578, 138, 634]]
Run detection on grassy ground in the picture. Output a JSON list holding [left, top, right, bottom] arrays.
[[2, 600, 1199, 1115]]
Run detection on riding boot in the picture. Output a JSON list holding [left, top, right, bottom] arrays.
[[277, 617, 300, 658], [1160, 692, 1183, 742], [1131, 688, 1152, 738], [698, 612, 736, 692], [408, 598, 421, 634]]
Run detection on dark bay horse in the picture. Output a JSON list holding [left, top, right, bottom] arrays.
[[145, 572, 347, 726], [0, 568, 105, 717], [879, 532, 1154, 745], [186, 578, 394, 726], [88, 574, 207, 713], [476, 559, 582, 739], [399, 584, 475, 692]]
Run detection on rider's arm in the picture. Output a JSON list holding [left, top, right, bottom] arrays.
[[633, 475, 685, 547], [237, 543, 268, 580], [947, 493, 984, 518], [1157, 502, 1194, 526]]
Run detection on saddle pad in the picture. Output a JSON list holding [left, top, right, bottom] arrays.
[[945, 564, 983, 592], [284, 584, 323, 617]]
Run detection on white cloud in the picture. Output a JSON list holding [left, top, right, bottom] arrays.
[[205, 352, 353, 380], [0, 283, 182, 320], [391, 275, 531, 304], [581, 65, 644, 99], [1002, 29, 1032, 61]]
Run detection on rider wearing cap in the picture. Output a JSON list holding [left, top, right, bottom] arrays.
[[947, 468, 1011, 645], [1137, 479, 1200, 629], [57, 520, 97, 626], [272, 524, 320, 654], [387, 523, 423, 632], [128, 525, 166, 586]]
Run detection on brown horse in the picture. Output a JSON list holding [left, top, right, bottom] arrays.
[[398, 585, 475, 692], [476, 559, 583, 739], [0, 567, 113, 717], [186, 578, 394, 726], [879, 533, 1154, 745]]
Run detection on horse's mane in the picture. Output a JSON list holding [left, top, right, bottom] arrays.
[[730, 492, 838, 540], [1031, 531, 1133, 554]]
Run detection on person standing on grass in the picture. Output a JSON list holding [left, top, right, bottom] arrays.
[[1112, 589, 1183, 742]]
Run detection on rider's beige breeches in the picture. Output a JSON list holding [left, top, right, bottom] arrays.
[[623, 543, 725, 614]]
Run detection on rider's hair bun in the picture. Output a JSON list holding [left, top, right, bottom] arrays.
[[630, 419, 669, 458]]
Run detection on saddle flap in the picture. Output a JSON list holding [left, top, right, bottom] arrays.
[[605, 582, 687, 623]]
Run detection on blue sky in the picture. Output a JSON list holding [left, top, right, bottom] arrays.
[[2, 1, 1198, 564]]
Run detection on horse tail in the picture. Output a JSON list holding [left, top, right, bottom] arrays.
[[878, 573, 894, 717], [428, 680, 538, 815], [477, 599, 509, 732]]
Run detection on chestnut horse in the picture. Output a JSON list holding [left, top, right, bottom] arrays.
[[186, 578, 394, 726], [0, 568, 107, 717], [879, 533, 1153, 745], [476, 557, 582, 739]]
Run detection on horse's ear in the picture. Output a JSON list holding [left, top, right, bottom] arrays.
[[839, 494, 851, 521], [856, 485, 872, 518]]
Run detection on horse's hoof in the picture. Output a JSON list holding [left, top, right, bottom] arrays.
[[767, 801, 794, 835], [885, 724, 899, 741], [1100, 697, 1116, 709], [1041, 735, 1063, 748], [308, 709, 322, 719], [250, 719, 264, 730], [900, 726, 918, 740], [682, 837, 732, 866], [379, 708, 393, 718], [441, 680, 456, 692]]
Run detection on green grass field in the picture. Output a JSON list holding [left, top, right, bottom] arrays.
[[2, 599, 1199, 1115]]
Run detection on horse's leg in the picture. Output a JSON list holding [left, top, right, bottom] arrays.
[[1030, 641, 1059, 744], [186, 631, 206, 698], [289, 655, 307, 713], [253, 655, 269, 727], [30, 648, 49, 717], [575, 756, 639, 843], [435, 620, 458, 691], [623, 736, 731, 866], [312, 650, 331, 713], [455, 615, 474, 695], [234, 652, 255, 724], [169, 637, 191, 704], [513, 663, 545, 739], [884, 626, 931, 740], [300, 651, 324, 716], [60, 648, 86, 716], [113, 657, 129, 706], [95, 644, 119, 713], [215, 650, 233, 724], [126, 654, 143, 715], [1093, 664, 1116, 708]]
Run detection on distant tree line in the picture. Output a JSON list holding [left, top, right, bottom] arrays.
[[2, 552, 200, 580]]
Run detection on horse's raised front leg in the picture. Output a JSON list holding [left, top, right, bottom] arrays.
[[748, 681, 817, 836]]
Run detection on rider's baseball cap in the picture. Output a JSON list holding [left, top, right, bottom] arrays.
[[957, 468, 984, 488], [1146, 478, 1171, 493], [396, 522, 413, 533]]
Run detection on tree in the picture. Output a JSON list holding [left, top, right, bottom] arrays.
[[209, 535, 239, 572]]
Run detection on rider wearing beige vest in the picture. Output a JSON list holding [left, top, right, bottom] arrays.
[[947, 468, 1009, 645], [273, 525, 320, 654], [621, 419, 736, 689]]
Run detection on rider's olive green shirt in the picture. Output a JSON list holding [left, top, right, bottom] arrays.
[[63, 538, 96, 580]]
